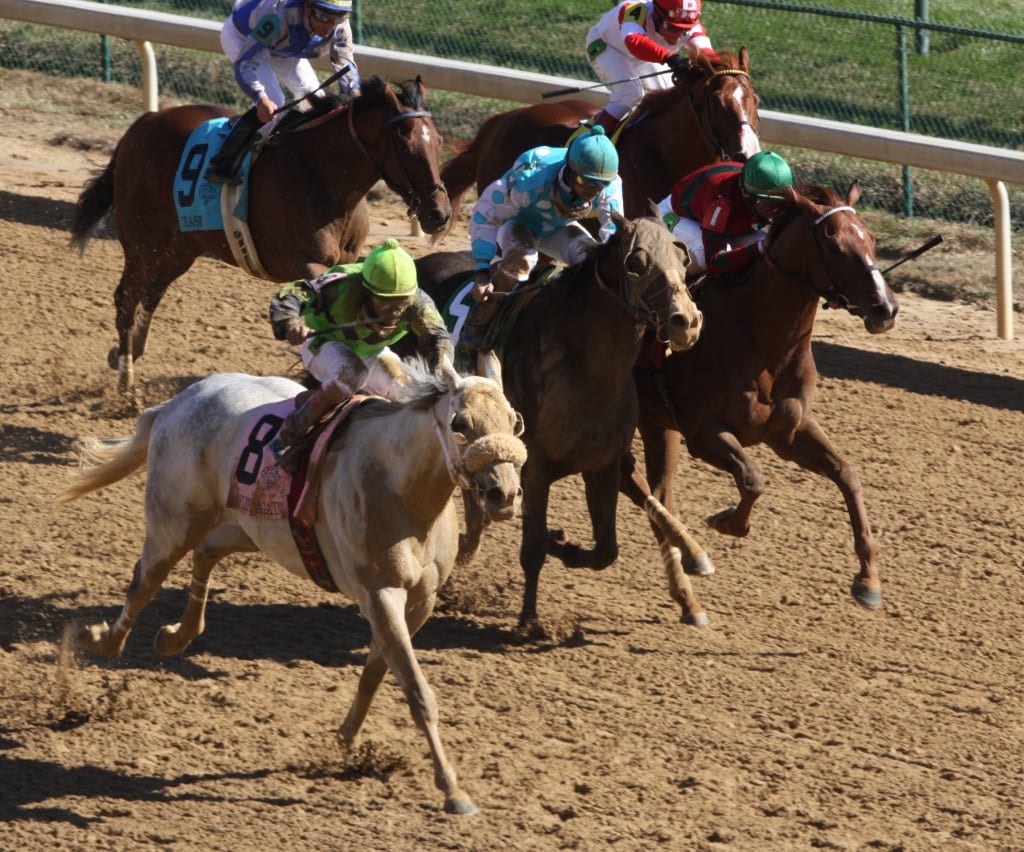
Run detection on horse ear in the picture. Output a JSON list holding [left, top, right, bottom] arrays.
[[739, 46, 750, 72], [645, 199, 661, 220], [612, 208, 627, 230], [846, 180, 862, 207], [439, 354, 461, 387]]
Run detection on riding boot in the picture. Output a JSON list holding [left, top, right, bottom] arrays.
[[590, 109, 622, 137], [271, 380, 350, 473], [204, 108, 262, 186]]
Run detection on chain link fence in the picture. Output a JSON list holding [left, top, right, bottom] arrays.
[[2, 0, 1022, 226]]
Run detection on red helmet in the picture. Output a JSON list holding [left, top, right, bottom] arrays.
[[654, 0, 701, 30]]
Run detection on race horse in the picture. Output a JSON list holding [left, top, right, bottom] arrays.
[[438, 48, 760, 225], [416, 212, 704, 634], [620, 181, 899, 624], [70, 76, 451, 392], [56, 360, 527, 816]]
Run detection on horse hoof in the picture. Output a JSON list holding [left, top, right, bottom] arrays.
[[851, 578, 882, 610], [107, 346, 120, 370], [680, 610, 710, 627], [685, 554, 716, 577], [444, 793, 478, 816]]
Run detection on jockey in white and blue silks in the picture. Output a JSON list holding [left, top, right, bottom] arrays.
[[205, 0, 360, 185], [458, 126, 624, 357]]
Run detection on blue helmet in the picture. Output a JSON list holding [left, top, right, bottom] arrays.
[[566, 126, 619, 182]]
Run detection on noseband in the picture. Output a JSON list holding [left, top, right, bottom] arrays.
[[693, 68, 758, 160], [348, 104, 447, 217], [762, 205, 882, 315]]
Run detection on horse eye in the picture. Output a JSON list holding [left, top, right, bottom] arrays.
[[625, 251, 650, 276], [450, 412, 469, 436]]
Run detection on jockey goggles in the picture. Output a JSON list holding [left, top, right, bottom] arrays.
[[308, 5, 348, 25], [573, 171, 611, 191]]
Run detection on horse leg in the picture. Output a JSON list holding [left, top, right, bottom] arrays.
[[110, 253, 195, 391], [79, 540, 188, 658], [359, 585, 476, 815], [518, 463, 553, 633], [154, 524, 257, 656], [769, 416, 881, 609], [619, 449, 710, 627], [689, 426, 765, 537], [456, 489, 487, 567]]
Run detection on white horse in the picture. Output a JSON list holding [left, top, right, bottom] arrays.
[[56, 360, 527, 815]]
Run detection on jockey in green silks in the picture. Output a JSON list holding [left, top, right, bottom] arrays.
[[268, 237, 453, 470]]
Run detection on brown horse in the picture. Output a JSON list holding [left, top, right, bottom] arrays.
[[415, 212, 704, 634], [620, 182, 899, 624], [70, 76, 451, 391], [438, 49, 760, 224]]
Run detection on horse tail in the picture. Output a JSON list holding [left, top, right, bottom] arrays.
[[70, 144, 118, 256], [54, 403, 163, 507]]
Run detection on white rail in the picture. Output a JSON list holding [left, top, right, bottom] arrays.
[[2, 0, 1021, 338]]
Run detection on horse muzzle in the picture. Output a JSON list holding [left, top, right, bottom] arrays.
[[410, 185, 452, 235], [664, 308, 704, 352], [471, 461, 523, 522]]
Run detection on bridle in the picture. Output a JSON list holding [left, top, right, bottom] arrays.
[[347, 100, 447, 218], [591, 223, 679, 342], [690, 68, 758, 160], [762, 204, 881, 315]]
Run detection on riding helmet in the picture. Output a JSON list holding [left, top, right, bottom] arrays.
[[307, 0, 352, 15], [741, 151, 793, 199], [566, 126, 619, 183], [361, 238, 418, 298], [654, 0, 701, 30]]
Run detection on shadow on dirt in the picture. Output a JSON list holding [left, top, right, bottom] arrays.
[[815, 340, 1024, 412]]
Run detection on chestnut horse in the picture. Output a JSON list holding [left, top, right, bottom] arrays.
[[416, 213, 704, 634], [438, 49, 760, 225], [620, 182, 899, 624], [70, 76, 451, 391]]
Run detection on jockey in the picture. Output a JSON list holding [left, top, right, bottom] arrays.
[[658, 150, 793, 277], [268, 238, 453, 469], [585, 0, 719, 136], [458, 126, 625, 360], [205, 0, 360, 185]]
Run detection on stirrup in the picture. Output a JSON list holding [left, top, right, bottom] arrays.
[[270, 435, 304, 473]]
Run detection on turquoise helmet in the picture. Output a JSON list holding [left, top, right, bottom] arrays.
[[741, 151, 793, 199], [307, 0, 352, 14], [362, 238, 418, 298], [566, 126, 619, 182]]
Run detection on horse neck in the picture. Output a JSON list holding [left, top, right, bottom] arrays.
[[745, 241, 822, 361], [294, 108, 381, 205], [572, 263, 647, 389], [343, 402, 456, 524]]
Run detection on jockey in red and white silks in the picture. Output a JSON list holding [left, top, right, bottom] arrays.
[[585, 0, 718, 134]]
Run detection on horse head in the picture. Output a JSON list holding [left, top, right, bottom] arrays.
[[768, 181, 899, 334], [431, 359, 526, 522], [598, 208, 703, 352], [358, 77, 452, 234], [686, 48, 761, 162]]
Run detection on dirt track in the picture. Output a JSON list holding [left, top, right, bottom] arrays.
[[2, 98, 1024, 851]]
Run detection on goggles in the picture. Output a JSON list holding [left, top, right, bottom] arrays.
[[308, 6, 347, 25], [573, 172, 612, 192]]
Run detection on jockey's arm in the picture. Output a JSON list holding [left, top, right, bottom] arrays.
[[408, 293, 454, 369], [328, 18, 360, 96], [269, 285, 309, 342]]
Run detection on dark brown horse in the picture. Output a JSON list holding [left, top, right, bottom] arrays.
[[415, 212, 704, 634], [620, 182, 899, 624], [70, 76, 451, 391], [438, 49, 760, 225]]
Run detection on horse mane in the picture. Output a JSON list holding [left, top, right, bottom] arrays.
[[770, 184, 846, 232], [301, 76, 426, 120], [639, 49, 745, 117]]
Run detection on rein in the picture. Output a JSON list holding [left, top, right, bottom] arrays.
[[431, 394, 475, 493], [347, 101, 446, 217], [762, 204, 879, 314]]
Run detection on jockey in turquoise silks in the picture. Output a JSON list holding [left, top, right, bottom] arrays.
[[268, 238, 452, 469], [457, 126, 625, 359]]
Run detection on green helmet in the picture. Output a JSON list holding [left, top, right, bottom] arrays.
[[566, 126, 619, 182], [741, 151, 793, 199], [361, 238, 418, 297]]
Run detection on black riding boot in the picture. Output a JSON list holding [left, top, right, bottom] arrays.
[[455, 296, 503, 367], [204, 108, 262, 186]]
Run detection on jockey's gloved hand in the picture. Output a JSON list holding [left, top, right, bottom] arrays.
[[665, 53, 690, 74]]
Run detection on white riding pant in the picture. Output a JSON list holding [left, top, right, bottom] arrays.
[[658, 197, 766, 276], [589, 49, 673, 120], [221, 23, 321, 108], [300, 340, 402, 399], [495, 219, 598, 279]]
